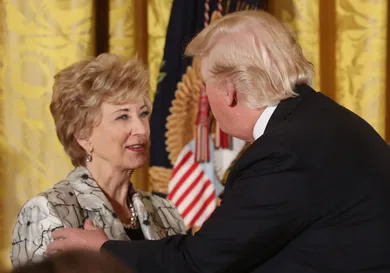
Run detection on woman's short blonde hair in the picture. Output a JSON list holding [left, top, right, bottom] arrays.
[[185, 10, 314, 108], [50, 53, 150, 167]]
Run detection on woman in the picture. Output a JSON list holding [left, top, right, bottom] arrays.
[[10, 53, 185, 267]]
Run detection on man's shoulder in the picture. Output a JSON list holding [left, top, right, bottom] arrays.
[[238, 136, 293, 165], [227, 136, 297, 185]]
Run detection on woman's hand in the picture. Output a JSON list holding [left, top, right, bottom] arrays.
[[48, 219, 109, 253]]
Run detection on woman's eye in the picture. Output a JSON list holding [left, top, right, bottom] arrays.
[[140, 111, 150, 118], [117, 114, 129, 120]]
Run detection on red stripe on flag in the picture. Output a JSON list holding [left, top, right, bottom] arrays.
[[171, 151, 192, 177], [175, 171, 204, 208], [189, 191, 216, 226], [168, 145, 218, 227], [168, 162, 199, 200], [181, 181, 211, 219]]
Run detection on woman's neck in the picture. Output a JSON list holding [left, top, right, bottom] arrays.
[[86, 161, 134, 209]]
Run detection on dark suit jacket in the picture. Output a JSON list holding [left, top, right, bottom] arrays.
[[102, 84, 390, 273]]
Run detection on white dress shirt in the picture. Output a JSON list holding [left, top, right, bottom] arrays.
[[252, 105, 278, 140]]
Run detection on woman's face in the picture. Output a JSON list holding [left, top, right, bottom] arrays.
[[86, 97, 150, 171]]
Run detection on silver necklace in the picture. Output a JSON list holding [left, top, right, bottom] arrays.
[[123, 197, 139, 229]]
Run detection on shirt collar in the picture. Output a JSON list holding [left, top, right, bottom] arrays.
[[253, 105, 278, 140]]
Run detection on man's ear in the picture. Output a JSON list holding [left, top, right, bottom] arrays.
[[224, 79, 237, 107]]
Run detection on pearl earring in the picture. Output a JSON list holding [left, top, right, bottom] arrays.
[[86, 153, 92, 162]]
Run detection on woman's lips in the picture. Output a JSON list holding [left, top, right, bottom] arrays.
[[126, 144, 145, 153]]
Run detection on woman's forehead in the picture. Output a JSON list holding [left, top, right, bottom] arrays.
[[101, 99, 145, 111]]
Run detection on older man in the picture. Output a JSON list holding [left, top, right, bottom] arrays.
[[48, 10, 390, 273]]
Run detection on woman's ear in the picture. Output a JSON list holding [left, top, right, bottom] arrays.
[[75, 132, 92, 153], [77, 139, 91, 152]]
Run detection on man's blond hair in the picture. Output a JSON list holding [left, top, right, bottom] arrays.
[[185, 10, 314, 108]]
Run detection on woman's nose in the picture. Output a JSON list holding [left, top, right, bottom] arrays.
[[131, 117, 147, 136]]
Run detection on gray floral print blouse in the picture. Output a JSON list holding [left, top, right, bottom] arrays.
[[10, 166, 186, 267]]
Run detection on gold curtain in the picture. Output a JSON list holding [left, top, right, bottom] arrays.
[[0, 0, 172, 270], [0, 1, 94, 268], [269, 0, 389, 140]]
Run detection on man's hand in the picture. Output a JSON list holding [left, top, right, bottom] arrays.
[[48, 219, 109, 253]]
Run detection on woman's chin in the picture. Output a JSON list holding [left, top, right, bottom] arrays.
[[123, 158, 146, 170]]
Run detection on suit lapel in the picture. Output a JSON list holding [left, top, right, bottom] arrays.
[[132, 191, 167, 240], [68, 167, 128, 240], [67, 167, 181, 241]]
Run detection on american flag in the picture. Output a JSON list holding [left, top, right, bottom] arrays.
[[167, 143, 216, 227]]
